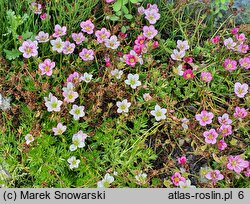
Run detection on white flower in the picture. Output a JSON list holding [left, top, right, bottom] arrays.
[[135, 172, 147, 184], [52, 123, 67, 136], [80, 72, 93, 83], [150, 104, 167, 121], [62, 82, 74, 93], [63, 90, 79, 103], [179, 179, 196, 188], [224, 38, 236, 50], [44, 93, 63, 112], [0, 94, 11, 111], [97, 173, 114, 188], [50, 37, 64, 53], [69, 131, 88, 151], [116, 99, 131, 113], [234, 82, 248, 98], [69, 104, 85, 120], [181, 118, 189, 130], [171, 49, 185, 61], [125, 73, 141, 89], [111, 69, 123, 79], [105, 35, 120, 49], [25, 134, 34, 145], [67, 156, 80, 169], [174, 64, 184, 76], [177, 40, 189, 51]]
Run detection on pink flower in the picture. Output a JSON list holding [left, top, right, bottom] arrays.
[[195, 110, 214, 126], [119, 32, 127, 39], [224, 38, 236, 50], [79, 48, 94, 61], [171, 49, 185, 61], [218, 124, 232, 137], [239, 57, 250, 69], [143, 93, 152, 101], [183, 69, 194, 80], [62, 41, 75, 54], [237, 44, 249, 53], [203, 129, 218, 144], [40, 13, 50, 20], [218, 113, 232, 125], [106, 0, 115, 3], [138, 6, 145, 15], [95, 28, 110, 43], [227, 155, 249, 174], [244, 168, 250, 177], [80, 20, 95, 34], [30, 2, 42, 14], [125, 54, 137, 67], [133, 45, 142, 55], [35, 31, 49, 43], [153, 41, 159, 49], [143, 25, 158, 39], [217, 139, 227, 151], [201, 72, 212, 82], [144, 9, 160, 24], [52, 24, 67, 38], [211, 36, 220, 44], [233, 107, 248, 119], [67, 72, 83, 85], [205, 170, 224, 185], [223, 58, 237, 71], [19, 40, 38, 58], [236, 33, 246, 44], [231, 28, 239, 35], [146, 4, 159, 12], [177, 156, 187, 165], [39, 59, 55, 76], [234, 82, 248, 98], [72, 32, 85, 44], [183, 56, 193, 63], [135, 35, 146, 46], [177, 40, 189, 51], [171, 172, 186, 186], [52, 123, 67, 136]]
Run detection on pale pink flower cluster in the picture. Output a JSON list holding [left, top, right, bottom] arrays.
[[223, 30, 249, 53], [171, 40, 189, 61], [138, 4, 160, 24]]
